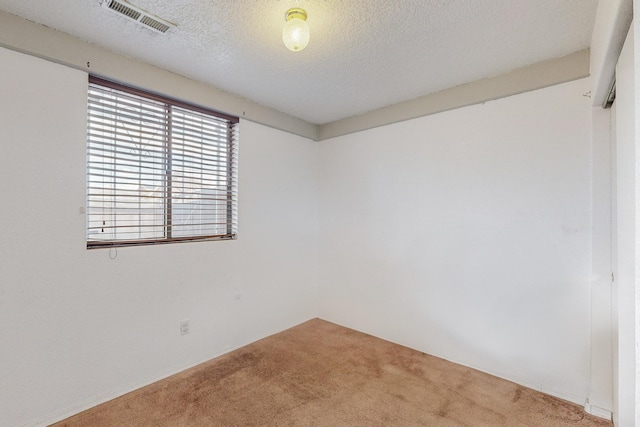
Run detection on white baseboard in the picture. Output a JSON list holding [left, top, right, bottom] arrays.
[[20, 320, 313, 427], [21, 351, 236, 427], [584, 400, 613, 421]]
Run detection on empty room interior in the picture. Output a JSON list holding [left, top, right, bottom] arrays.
[[1, 0, 639, 426]]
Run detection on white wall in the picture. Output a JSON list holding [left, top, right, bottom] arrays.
[[0, 47, 318, 427], [588, 105, 613, 418], [612, 20, 639, 427], [318, 78, 596, 405]]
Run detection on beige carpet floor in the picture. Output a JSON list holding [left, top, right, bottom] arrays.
[[52, 319, 612, 426]]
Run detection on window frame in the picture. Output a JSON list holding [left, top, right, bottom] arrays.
[[86, 76, 239, 249]]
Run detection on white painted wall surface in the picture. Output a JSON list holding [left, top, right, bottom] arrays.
[[0, 47, 318, 427], [636, 13, 640, 427], [612, 20, 639, 427], [588, 105, 613, 418], [318, 79, 595, 405]]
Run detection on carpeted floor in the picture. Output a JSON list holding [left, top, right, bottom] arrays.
[[52, 319, 612, 426]]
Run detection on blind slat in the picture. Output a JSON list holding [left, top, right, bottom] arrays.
[[87, 80, 238, 248], [88, 139, 231, 164]]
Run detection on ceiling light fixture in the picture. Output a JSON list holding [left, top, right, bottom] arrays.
[[283, 8, 310, 52]]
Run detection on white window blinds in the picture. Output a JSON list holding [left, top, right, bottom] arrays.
[[87, 76, 238, 248]]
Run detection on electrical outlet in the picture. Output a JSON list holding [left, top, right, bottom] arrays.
[[180, 319, 190, 335]]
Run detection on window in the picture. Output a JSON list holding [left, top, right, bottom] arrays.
[[86, 77, 238, 248]]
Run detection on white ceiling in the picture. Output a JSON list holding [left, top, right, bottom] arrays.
[[0, 0, 598, 125]]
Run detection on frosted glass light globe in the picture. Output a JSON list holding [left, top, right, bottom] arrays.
[[283, 9, 309, 52]]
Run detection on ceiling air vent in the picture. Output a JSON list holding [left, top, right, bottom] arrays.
[[101, 0, 175, 34]]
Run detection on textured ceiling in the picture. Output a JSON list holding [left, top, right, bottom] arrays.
[[0, 0, 598, 124]]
